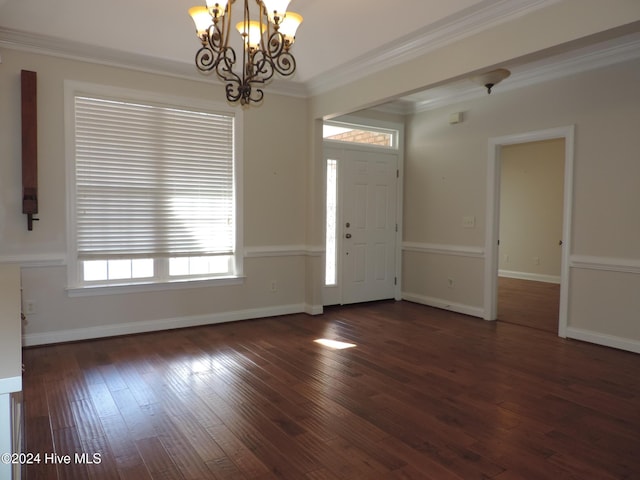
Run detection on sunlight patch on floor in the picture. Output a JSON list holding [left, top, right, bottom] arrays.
[[314, 338, 356, 350]]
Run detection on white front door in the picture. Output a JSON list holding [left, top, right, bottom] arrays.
[[325, 147, 399, 305]]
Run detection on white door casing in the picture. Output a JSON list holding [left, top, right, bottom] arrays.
[[485, 125, 574, 338]]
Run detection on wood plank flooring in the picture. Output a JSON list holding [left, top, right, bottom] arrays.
[[22, 301, 640, 479], [498, 277, 560, 333]]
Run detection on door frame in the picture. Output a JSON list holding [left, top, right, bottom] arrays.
[[484, 125, 575, 337], [322, 117, 404, 306]]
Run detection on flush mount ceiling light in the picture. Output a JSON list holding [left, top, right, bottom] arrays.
[[471, 68, 511, 94], [189, 0, 303, 106]]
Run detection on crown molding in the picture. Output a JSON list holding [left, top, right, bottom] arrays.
[[306, 0, 560, 96], [0, 1, 555, 100], [0, 27, 196, 77], [1, 0, 633, 106], [0, 26, 309, 98], [376, 33, 640, 115]]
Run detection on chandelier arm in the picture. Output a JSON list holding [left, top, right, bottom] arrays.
[[219, 54, 244, 103], [247, 51, 275, 85], [266, 30, 285, 59], [206, 22, 224, 53], [272, 50, 296, 76], [195, 45, 217, 72], [216, 48, 241, 83], [247, 87, 264, 105]]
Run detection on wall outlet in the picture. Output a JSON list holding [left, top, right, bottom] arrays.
[[462, 216, 476, 228], [270, 281, 278, 292], [447, 277, 455, 288], [24, 299, 36, 314], [504, 254, 510, 263], [533, 256, 540, 265]]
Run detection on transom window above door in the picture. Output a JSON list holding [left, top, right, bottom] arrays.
[[323, 122, 398, 149]]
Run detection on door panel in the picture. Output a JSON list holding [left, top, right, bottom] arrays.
[[341, 149, 398, 304]]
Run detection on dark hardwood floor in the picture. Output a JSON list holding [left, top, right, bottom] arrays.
[[22, 301, 640, 479], [498, 277, 560, 333]]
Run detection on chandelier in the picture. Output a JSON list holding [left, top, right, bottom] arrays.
[[188, 0, 303, 106]]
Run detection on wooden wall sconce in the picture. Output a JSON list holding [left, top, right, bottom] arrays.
[[21, 70, 39, 230]]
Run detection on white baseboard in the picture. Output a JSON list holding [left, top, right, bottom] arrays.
[[23, 303, 307, 346], [305, 304, 324, 315], [566, 327, 640, 354], [402, 292, 484, 319], [499, 270, 561, 284]]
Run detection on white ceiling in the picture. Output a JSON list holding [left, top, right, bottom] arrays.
[[1, 0, 639, 111], [0, 0, 497, 83]]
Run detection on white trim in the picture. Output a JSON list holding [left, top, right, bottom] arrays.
[[485, 125, 574, 339], [0, 249, 330, 265], [395, 121, 405, 302], [570, 255, 640, 275], [65, 276, 245, 298], [566, 327, 640, 355], [307, 0, 559, 96], [389, 34, 640, 115], [402, 293, 484, 319], [305, 304, 324, 316], [0, 376, 22, 396], [0, 27, 309, 98], [305, 246, 325, 258], [0, 254, 66, 268], [245, 245, 310, 258], [498, 270, 561, 284], [403, 242, 485, 258], [22, 304, 307, 346]]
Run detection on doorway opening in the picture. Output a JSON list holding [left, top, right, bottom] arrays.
[[497, 139, 564, 333], [485, 126, 574, 337]]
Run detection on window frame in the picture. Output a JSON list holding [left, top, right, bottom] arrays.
[[64, 81, 244, 296]]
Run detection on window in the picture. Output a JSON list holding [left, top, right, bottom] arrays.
[[323, 122, 397, 148], [325, 159, 338, 285], [66, 83, 242, 291]]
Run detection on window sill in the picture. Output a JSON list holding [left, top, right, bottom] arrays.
[[66, 275, 246, 298]]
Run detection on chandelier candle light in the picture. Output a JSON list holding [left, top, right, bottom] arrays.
[[189, 0, 303, 105]]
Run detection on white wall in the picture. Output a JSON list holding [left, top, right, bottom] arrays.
[[402, 58, 640, 351], [0, 48, 311, 345]]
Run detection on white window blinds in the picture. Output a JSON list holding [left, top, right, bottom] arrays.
[[74, 95, 235, 260]]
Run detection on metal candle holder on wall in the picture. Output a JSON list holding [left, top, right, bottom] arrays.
[[21, 70, 39, 230]]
